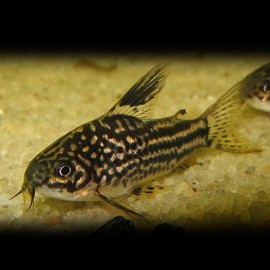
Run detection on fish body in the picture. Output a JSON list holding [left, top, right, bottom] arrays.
[[243, 62, 270, 112], [27, 114, 208, 201], [19, 65, 261, 217]]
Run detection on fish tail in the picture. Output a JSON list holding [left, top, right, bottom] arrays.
[[201, 82, 261, 153]]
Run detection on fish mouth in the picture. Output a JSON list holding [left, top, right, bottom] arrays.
[[9, 184, 36, 211]]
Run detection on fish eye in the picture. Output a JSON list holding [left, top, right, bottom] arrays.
[[263, 84, 270, 93], [55, 162, 74, 178], [259, 79, 270, 92]]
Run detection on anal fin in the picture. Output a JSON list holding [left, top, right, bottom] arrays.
[[131, 183, 168, 198]]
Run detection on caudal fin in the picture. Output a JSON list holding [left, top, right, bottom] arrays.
[[202, 79, 261, 153]]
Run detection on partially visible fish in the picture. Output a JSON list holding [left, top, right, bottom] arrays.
[[243, 62, 270, 112], [12, 64, 261, 219]]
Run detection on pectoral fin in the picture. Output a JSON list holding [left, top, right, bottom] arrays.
[[94, 186, 148, 223]]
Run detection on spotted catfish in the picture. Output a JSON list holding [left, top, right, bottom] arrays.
[[242, 62, 270, 112], [12, 64, 261, 219]]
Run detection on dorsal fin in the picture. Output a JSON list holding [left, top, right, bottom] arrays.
[[105, 64, 169, 119]]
